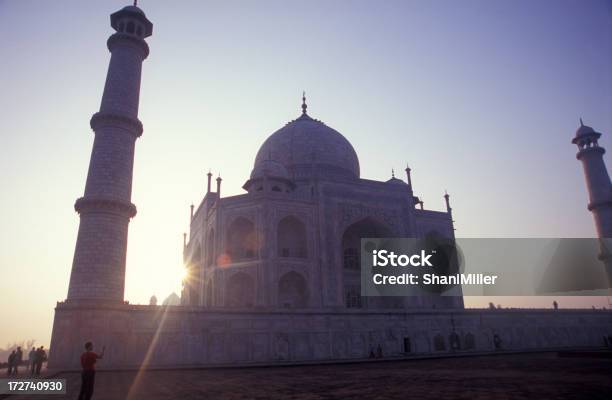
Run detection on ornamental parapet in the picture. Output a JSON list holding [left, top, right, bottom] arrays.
[[90, 112, 143, 137], [587, 199, 612, 211], [74, 196, 137, 218], [107, 32, 150, 58], [576, 146, 606, 160]]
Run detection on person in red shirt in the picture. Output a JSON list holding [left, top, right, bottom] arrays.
[[78, 341, 105, 400]]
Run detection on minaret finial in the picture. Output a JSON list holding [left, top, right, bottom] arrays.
[[444, 190, 451, 213], [392, 168, 395, 178], [134, 0, 138, 6], [302, 91, 307, 115], [405, 164, 412, 186], [580, 117, 584, 127], [206, 169, 212, 193], [216, 173, 222, 200]]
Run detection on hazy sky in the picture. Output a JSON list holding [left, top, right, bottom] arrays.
[[1, 0, 611, 348]]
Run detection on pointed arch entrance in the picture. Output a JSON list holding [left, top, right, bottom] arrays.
[[341, 217, 392, 308]]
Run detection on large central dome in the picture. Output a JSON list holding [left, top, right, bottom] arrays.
[[254, 104, 360, 180]]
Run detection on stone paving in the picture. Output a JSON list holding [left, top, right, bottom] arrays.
[[7, 352, 612, 400]]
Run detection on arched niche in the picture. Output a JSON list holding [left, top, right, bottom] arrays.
[[225, 217, 257, 262], [206, 229, 215, 267], [342, 217, 392, 270], [278, 271, 308, 308], [225, 272, 254, 308], [277, 216, 307, 258], [341, 217, 392, 308]]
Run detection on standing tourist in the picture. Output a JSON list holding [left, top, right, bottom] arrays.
[[14, 347, 23, 375], [78, 341, 105, 400], [34, 346, 46, 376], [6, 350, 16, 376]]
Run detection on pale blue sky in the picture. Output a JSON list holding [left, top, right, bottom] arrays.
[[0, 0, 611, 347]]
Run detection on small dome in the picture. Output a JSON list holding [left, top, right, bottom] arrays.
[[572, 120, 602, 145], [386, 177, 407, 185], [110, 5, 153, 37], [254, 113, 360, 180], [250, 158, 289, 180], [121, 5, 146, 15], [575, 124, 596, 137]]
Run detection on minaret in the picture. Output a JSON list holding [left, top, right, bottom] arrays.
[[66, 4, 153, 303], [444, 190, 452, 214], [405, 164, 412, 186], [573, 120, 612, 237], [207, 170, 213, 194], [216, 174, 222, 199], [572, 120, 612, 287]]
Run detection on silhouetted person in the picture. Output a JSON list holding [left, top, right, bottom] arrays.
[[7, 350, 16, 376], [30, 348, 38, 375], [28, 347, 36, 371], [78, 341, 105, 400], [376, 344, 383, 358], [493, 334, 502, 350], [369, 348, 375, 358], [14, 347, 23, 375], [35, 346, 46, 376], [553, 301, 558, 310]]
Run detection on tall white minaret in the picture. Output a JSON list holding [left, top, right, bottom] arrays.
[[572, 120, 612, 287], [66, 4, 153, 303]]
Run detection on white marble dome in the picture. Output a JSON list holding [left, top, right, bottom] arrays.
[[250, 158, 290, 179], [254, 112, 360, 179]]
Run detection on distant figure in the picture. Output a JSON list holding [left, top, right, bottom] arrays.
[[488, 302, 496, 310], [368, 348, 375, 358], [78, 341, 105, 400], [14, 347, 23, 374], [376, 344, 383, 358], [493, 334, 502, 350], [30, 348, 38, 375], [7, 350, 16, 376], [149, 295, 158, 306], [35, 346, 46, 376], [28, 347, 36, 371], [553, 301, 558, 310]]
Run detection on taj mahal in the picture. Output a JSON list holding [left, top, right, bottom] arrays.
[[48, 4, 612, 370], [180, 92, 461, 312]]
